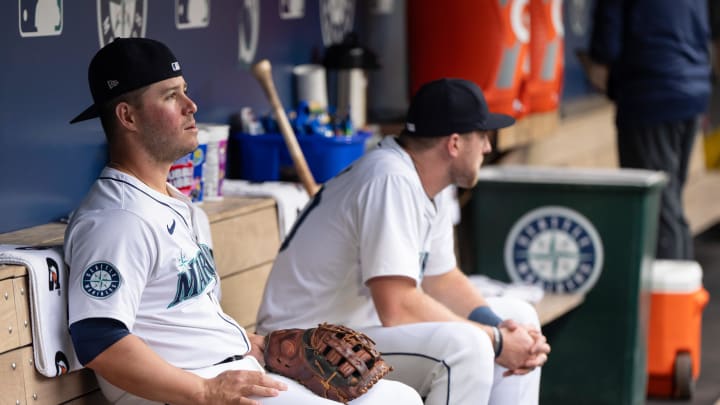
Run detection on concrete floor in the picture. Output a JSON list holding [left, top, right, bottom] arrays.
[[647, 223, 720, 404]]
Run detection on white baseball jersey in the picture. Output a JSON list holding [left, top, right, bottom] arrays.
[[65, 167, 250, 370], [256, 137, 542, 405], [256, 137, 457, 334]]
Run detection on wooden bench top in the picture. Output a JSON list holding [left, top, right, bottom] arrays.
[[535, 293, 585, 325]]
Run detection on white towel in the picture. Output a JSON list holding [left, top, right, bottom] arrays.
[[222, 179, 310, 240], [0, 244, 81, 377], [468, 274, 545, 304]]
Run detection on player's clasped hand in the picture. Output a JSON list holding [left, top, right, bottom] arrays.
[[202, 370, 288, 405], [494, 321, 534, 371], [497, 320, 551, 377]]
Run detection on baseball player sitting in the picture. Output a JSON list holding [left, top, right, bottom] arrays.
[[257, 78, 551, 405], [64, 38, 422, 405]]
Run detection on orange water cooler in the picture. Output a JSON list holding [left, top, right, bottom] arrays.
[[647, 260, 709, 399], [407, 0, 530, 118], [524, 0, 564, 113]]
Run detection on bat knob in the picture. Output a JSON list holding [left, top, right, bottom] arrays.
[[252, 59, 272, 79]]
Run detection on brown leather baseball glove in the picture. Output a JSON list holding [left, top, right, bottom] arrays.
[[264, 323, 392, 403]]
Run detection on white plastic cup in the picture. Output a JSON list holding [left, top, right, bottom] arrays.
[[293, 64, 329, 109]]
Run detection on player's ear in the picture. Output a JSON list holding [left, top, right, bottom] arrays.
[[446, 133, 461, 158], [115, 101, 138, 132]]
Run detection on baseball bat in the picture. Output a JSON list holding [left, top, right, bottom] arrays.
[[252, 59, 320, 197]]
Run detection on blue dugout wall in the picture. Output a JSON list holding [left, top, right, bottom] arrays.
[[0, 0, 596, 234], [0, 0, 353, 233]]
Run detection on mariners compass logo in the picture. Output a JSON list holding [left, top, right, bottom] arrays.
[[82, 261, 122, 299], [504, 206, 604, 294], [97, 0, 147, 47]]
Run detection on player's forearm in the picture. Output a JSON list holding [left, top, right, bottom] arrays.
[[421, 268, 487, 317], [368, 277, 454, 325], [87, 334, 208, 405], [395, 290, 498, 349], [373, 281, 469, 326], [369, 276, 497, 352]]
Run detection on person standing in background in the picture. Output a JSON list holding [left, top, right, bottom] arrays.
[[710, 0, 720, 77], [589, 0, 712, 259]]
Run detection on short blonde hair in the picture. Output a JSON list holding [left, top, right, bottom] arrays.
[[396, 132, 446, 151]]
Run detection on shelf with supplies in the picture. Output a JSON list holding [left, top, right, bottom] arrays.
[[496, 110, 559, 151]]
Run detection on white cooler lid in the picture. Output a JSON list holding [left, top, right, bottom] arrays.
[[651, 260, 703, 293]]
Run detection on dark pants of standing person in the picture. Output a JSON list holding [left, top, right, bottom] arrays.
[[617, 118, 698, 260]]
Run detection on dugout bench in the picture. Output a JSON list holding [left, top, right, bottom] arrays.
[[0, 195, 578, 405]]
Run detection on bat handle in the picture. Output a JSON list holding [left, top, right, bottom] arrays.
[[252, 60, 320, 196]]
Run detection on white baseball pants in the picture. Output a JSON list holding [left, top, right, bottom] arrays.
[[360, 296, 542, 405]]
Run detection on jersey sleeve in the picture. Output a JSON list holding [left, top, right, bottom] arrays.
[[356, 175, 428, 285], [65, 209, 157, 330]]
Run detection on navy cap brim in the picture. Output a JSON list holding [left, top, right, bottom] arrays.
[[401, 112, 517, 137], [477, 112, 516, 131], [70, 104, 99, 124]]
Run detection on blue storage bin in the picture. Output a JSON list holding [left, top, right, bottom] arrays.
[[228, 132, 370, 183]]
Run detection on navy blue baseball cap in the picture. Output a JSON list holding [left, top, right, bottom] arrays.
[[403, 78, 515, 137], [70, 38, 183, 124]]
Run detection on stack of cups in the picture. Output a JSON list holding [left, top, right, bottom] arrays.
[[200, 124, 230, 201]]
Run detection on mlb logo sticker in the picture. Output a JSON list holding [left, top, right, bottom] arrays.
[[176, 0, 210, 29], [19, 0, 63, 37], [280, 0, 305, 19]]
